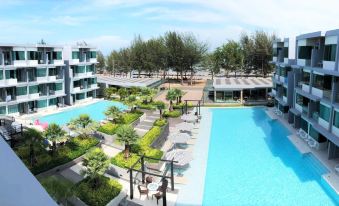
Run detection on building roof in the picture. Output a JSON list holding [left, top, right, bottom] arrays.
[[0, 43, 63, 49], [97, 75, 162, 88], [213, 77, 272, 90], [0, 137, 57, 206]]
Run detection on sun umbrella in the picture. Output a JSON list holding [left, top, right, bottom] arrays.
[[168, 132, 191, 144], [165, 149, 193, 167], [175, 122, 194, 131], [181, 114, 196, 122]]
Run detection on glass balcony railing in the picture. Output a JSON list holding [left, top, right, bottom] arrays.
[[302, 105, 308, 116], [312, 112, 319, 121], [323, 90, 331, 100]]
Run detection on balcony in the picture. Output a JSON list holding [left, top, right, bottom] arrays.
[[28, 93, 39, 99], [37, 76, 48, 82], [302, 83, 310, 93], [312, 112, 319, 121], [48, 75, 56, 82], [302, 105, 308, 116], [318, 117, 330, 130], [16, 94, 28, 101], [74, 72, 87, 78], [295, 104, 303, 113], [283, 96, 287, 103], [311, 87, 323, 98], [0, 79, 17, 86]]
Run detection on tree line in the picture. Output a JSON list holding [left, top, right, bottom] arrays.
[[96, 30, 276, 83]]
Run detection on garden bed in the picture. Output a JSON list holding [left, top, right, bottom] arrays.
[[75, 176, 122, 206], [15, 137, 99, 175]]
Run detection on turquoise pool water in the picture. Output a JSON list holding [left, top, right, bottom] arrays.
[[203, 108, 339, 206], [36, 101, 128, 125]]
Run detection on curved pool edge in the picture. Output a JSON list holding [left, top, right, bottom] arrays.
[[175, 107, 213, 206]]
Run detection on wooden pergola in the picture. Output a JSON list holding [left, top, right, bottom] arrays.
[[127, 154, 178, 206]]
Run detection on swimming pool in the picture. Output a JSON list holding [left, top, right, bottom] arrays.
[[202, 107, 339, 205], [36, 101, 128, 125]]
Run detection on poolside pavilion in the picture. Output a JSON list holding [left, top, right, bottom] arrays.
[[206, 77, 273, 105]]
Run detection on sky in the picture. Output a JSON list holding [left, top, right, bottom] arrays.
[[1, 0, 339, 55]]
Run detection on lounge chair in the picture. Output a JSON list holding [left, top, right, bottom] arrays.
[[308, 139, 317, 148], [137, 185, 149, 199]]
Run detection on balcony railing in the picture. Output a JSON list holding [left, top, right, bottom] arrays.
[[302, 105, 308, 116], [312, 112, 319, 121], [323, 90, 331, 100]]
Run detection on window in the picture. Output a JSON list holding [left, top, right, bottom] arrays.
[[324, 44, 337, 61], [36, 68, 47, 77], [49, 98, 57, 106], [52, 51, 62, 60], [302, 71, 310, 84], [27, 51, 38, 60], [0, 70, 3, 80], [8, 105, 18, 114], [301, 118, 308, 133], [29, 85, 38, 94], [86, 65, 93, 72], [37, 100, 47, 108], [298, 46, 312, 59], [283, 47, 288, 58], [55, 83, 63, 91], [309, 125, 327, 143], [16, 86, 27, 96], [334, 111, 339, 128], [5, 70, 16, 79], [75, 66, 85, 73], [282, 87, 287, 97], [90, 51, 97, 58], [0, 106, 6, 115], [76, 93, 85, 100], [319, 104, 331, 121], [12, 51, 25, 61], [72, 51, 79, 59]]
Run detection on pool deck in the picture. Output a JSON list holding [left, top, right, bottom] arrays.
[[175, 107, 212, 206], [266, 108, 339, 195]]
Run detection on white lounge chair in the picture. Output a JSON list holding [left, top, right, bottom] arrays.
[[308, 139, 317, 148], [335, 165, 339, 174], [299, 130, 308, 140]]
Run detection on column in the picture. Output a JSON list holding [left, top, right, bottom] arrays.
[[240, 90, 243, 104], [214, 90, 216, 102]]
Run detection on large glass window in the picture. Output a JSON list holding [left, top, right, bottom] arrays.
[[72, 51, 79, 59], [75, 66, 85, 73], [0, 70, 3, 80], [0, 106, 6, 115], [319, 104, 331, 121], [76, 93, 85, 100], [27, 51, 38, 60], [302, 71, 310, 85], [313, 74, 331, 90], [298, 46, 312, 59], [86, 65, 94, 72], [55, 83, 63, 91], [29, 85, 38, 94], [309, 125, 327, 143], [12, 51, 25, 61], [90, 51, 97, 58], [49, 98, 57, 106], [283, 47, 288, 58], [324, 44, 337, 61], [334, 111, 339, 128], [53, 51, 62, 60], [8, 105, 18, 114], [16, 86, 27, 96], [36, 68, 47, 77], [5, 70, 16, 79], [37, 100, 47, 108], [301, 118, 308, 132]]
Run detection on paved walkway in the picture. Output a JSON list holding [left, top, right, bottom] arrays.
[[134, 111, 159, 137]]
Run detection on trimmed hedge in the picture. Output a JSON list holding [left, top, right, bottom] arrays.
[[137, 103, 156, 110], [138, 126, 161, 147], [163, 110, 181, 118], [173, 102, 194, 109], [111, 152, 141, 169], [153, 119, 167, 127], [97, 122, 118, 135], [15, 137, 99, 175], [121, 110, 143, 124], [75, 176, 122, 206]]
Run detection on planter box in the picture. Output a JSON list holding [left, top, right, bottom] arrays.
[[151, 123, 169, 149], [106, 191, 126, 206], [106, 164, 129, 180]]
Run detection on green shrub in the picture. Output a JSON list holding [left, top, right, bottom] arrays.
[[173, 102, 194, 109], [137, 103, 156, 110], [15, 136, 99, 175], [75, 176, 122, 206], [138, 126, 161, 147], [111, 152, 141, 169], [39, 176, 74, 203], [153, 119, 167, 127], [121, 110, 143, 124], [97, 122, 118, 135], [163, 110, 181, 118]]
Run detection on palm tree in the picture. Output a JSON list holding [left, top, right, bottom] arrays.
[[103, 87, 117, 100], [23, 128, 44, 167], [174, 88, 183, 104], [154, 101, 166, 119], [118, 88, 128, 100], [68, 114, 98, 138], [115, 125, 138, 159], [166, 89, 177, 111], [104, 106, 122, 123], [44, 123, 66, 156]]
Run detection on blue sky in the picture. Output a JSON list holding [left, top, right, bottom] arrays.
[[1, 0, 339, 55]]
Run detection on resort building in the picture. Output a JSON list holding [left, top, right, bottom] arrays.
[[0, 44, 66, 115], [205, 77, 272, 105], [273, 30, 339, 159], [271, 37, 296, 118], [64, 45, 99, 105]]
